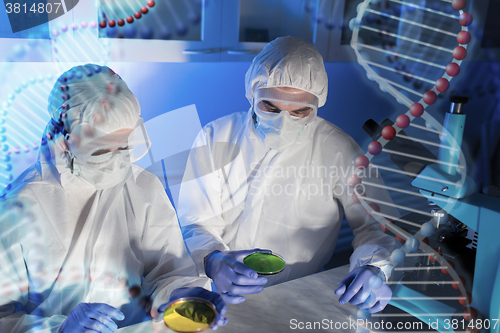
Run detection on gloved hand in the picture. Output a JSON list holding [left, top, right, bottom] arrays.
[[205, 249, 271, 304], [59, 303, 125, 333], [158, 287, 228, 330], [334, 266, 392, 313]]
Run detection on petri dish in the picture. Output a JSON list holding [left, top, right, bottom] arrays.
[[163, 297, 217, 333], [243, 252, 286, 275]]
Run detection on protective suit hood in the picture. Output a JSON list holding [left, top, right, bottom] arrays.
[[245, 36, 328, 108], [39, 64, 143, 189]]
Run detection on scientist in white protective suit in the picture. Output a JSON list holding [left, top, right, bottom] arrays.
[[0, 65, 227, 332], [177, 36, 398, 313]]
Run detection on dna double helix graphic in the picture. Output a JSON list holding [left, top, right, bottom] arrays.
[[98, 0, 202, 40], [349, 0, 478, 331]]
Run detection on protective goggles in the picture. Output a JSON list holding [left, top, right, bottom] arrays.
[[254, 87, 319, 124], [67, 118, 151, 169]]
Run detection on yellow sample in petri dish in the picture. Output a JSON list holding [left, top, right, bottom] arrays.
[[163, 297, 217, 333], [243, 252, 286, 275]]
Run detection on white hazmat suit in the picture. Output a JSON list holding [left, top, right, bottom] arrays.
[[0, 65, 210, 332], [177, 37, 397, 286]]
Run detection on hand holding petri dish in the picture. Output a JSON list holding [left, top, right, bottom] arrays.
[[163, 297, 217, 333], [243, 252, 286, 276]]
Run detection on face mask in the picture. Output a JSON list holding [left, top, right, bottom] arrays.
[[253, 105, 316, 150], [72, 150, 131, 190]]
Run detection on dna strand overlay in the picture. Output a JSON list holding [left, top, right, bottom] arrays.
[[0, 74, 153, 315], [348, 0, 479, 331], [50, 21, 110, 65], [0, 2, 114, 189], [0, 195, 146, 315], [98, 0, 202, 40], [0, 73, 56, 191]]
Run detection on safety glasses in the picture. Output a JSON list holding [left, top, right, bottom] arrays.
[[67, 118, 151, 169], [254, 87, 319, 125]]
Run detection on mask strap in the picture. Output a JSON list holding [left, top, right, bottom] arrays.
[[251, 97, 258, 124]]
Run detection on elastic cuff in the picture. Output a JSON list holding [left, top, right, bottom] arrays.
[[168, 287, 190, 303], [366, 265, 384, 277], [204, 250, 221, 279], [366, 263, 392, 282]]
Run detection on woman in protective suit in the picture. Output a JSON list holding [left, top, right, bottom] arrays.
[[0, 65, 226, 332]]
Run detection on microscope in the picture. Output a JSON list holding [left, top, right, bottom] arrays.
[[364, 96, 500, 332]]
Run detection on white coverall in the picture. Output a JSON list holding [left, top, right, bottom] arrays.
[[0, 65, 209, 332], [177, 37, 397, 285]]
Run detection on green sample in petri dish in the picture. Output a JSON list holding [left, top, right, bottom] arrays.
[[243, 253, 286, 275], [163, 297, 216, 333]]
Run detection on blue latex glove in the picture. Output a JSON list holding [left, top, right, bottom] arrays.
[[335, 266, 392, 313], [158, 287, 228, 330], [59, 303, 125, 333], [205, 249, 271, 304]]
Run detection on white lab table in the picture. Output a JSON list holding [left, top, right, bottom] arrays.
[[117, 265, 364, 333]]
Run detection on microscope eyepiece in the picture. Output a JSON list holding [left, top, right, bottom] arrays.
[[450, 95, 469, 104], [449, 95, 468, 114]]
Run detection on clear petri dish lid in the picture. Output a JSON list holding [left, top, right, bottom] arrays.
[[243, 252, 286, 276], [163, 297, 217, 333]]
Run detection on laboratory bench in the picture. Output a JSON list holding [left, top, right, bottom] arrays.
[[117, 264, 437, 333], [117, 265, 388, 333]]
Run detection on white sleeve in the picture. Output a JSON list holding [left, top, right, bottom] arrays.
[[176, 128, 230, 276], [331, 134, 398, 279], [140, 181, 211, 314], [0, 198, 67, 333]]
